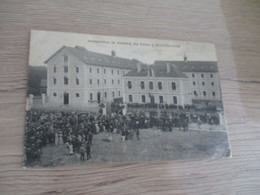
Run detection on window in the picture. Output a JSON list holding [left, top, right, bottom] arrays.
[[97, 68, 99, 73], [112, 91, 115, 97], [89, 79, 92, 85], [193, 81, 196, 86], [211, 82, 214, 86], [172, 82, 176, 90], [159, 96, 163, 103], [112, 79, 114, 84], [194, 91, 197, 96], [192, 73, 195, 77], [117, 70, 119, 75], [128, 81, 132, 89], [64, 76, 68, 85], [64, 66, 68, 73], [53, 77, 56, 85], [54, 66, 56, 73], [149, 81, 153, 90], [111, 69, 114, 74], [53, 92, 57, 97], [97, 79, 99, 85], [123, 70, 125, 75], [118, 91, 120, 96], [158, 82, 162, 90], [129, 95, 133, 102], [105, 92, 107, 98], [76, 66, 79, 73], [203, 91, 206, 96], [104, 69, 106, 74], [201, 74, 204, 78], [202, 81, 205, 86], [104, 79, 106, 84], [173, 96, 177, 104], [64, 55, 68, 62], [89, 67, 92, 73], [212, 91, 216, 97], [142, 95, 146, 103], [76, 93, 80, 97], [90, 93, 93, 101], [210, 74, 213, 78], [76, 78, 79, 85], [118, 80, 120, 84], [141, 81, 145, 89]]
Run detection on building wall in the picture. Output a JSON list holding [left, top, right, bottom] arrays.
[[184, 72, 221, 100], [47, 47, 132, 106], [122, 76, 192, 105]]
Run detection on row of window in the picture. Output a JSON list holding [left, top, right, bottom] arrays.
[[89, 67, 124, 75], [53, 92, 80, 97], [89, 91, 120, 100], [54, 64, 126, 75], [128, 95, 177, 104], [54, 77, 122, 86], [192, 73, 214, 78], [192, 81, 215, 86], [53, 91, 121, 99], [127, 81, 176, 90], [89, 79, 120, 85], [53, 77, 79, 85], [193, 91, 216, 97]]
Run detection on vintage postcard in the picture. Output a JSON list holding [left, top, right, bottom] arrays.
[[24, 30, 230, 167]]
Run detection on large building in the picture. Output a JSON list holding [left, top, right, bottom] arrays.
[[122, 58, 221, 106], [45, 46, 221, 108], [45, 46, 138, 107], [122, 63, 192, 106], [154, 59, 221, 102]]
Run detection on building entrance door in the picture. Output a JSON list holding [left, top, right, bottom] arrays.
[[97, 92, 101, 103], [64, 92, 69, 105]]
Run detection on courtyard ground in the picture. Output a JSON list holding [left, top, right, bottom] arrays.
[[33, 127, 230, 167]]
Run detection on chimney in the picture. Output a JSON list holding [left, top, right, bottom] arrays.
[[166, 63, 171, 73], [137, 63, 142, 73], [111, 50, 116, 57]]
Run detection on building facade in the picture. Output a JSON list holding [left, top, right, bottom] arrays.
[[153, 60, 221, 102], [122, 63, 192, 106], [123, 59, 221, 105], [45, 46, 138, 107]]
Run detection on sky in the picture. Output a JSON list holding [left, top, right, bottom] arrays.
[[29, 30, 217, 66]]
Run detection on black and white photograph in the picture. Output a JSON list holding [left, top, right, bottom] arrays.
[[24, 30, 230, 167]]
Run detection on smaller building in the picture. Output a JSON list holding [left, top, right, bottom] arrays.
[[122, 63, 192, 106]]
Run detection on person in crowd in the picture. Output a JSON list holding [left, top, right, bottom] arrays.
[[86, 142, 91, 160], [79, 144, 85, 161]]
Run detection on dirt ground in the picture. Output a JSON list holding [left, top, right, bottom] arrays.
[[34, 127, 230, 167]]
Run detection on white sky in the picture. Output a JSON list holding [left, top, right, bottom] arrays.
[[29, 30, 217, 66]]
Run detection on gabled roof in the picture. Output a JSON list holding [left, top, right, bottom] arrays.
[[124, 64, 188, 78], [154, 61, 218, 72], [45, 46, 138, 70]]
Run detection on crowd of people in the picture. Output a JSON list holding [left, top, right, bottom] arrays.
[[24, 107, 221, 165]]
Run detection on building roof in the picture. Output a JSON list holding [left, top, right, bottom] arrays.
[[45, 46, 138, 70], [154, 61, 218, 72], [124, 64, 188, 78]]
